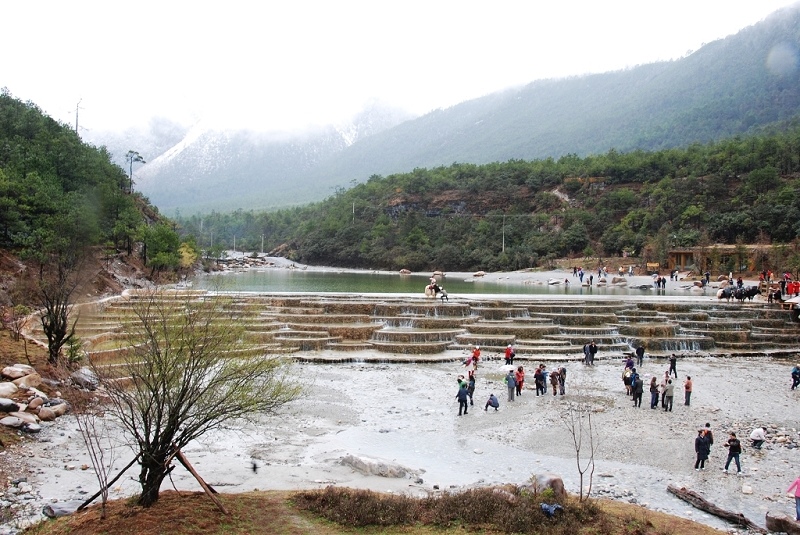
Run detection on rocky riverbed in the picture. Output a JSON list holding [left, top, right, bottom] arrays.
[[1, 350, 799, 534]]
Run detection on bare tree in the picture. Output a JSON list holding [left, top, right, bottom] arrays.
[[74, 404, 116, 519], [98, 289, 301, 507], [559, 381, 601, 501], [37, 252, 83, 365]]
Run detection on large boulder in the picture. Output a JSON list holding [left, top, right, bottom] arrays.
[[0, 383, 18, 398], [9, 411, 39, 425], [37, 407, 57, 421], [0, 398, 20, 412], [1, 367, 28, 380], [340, 454, 413, 478], [0, 416, 23, 428], [766, 512, 800, 535], [12, 364, 36, 375], [45, 399, 70, 417], [71, 367, 98, 390], [13, 373, 41, 389]]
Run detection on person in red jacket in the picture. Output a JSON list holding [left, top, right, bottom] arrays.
[[504, 344, 515, 365]]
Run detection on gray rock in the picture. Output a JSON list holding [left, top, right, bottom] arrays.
[[70, 368, 98, 390], [0, 416, 23, 428], [340, 454, 412, 478], [0, 398, 20, 412]]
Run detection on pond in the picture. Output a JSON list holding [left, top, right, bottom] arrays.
[[194, 269, 684, 296]]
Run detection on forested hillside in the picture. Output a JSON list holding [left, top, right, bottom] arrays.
[[0, 90, 191, 287], [139, 4, 800, 214], [175, 123, 800, 273]]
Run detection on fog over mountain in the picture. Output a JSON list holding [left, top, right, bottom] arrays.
[[87, 4, 800, 215]]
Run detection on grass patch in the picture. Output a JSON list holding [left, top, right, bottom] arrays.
[[21, 487, 730, 535]]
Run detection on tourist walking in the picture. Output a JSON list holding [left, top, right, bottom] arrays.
[[660, 371, 669, 408], [684, 376, 693, 406], [750, 426, 766, 449], [505, 370, 517, 402], [649, 377, 659, 409], [704, 423, 714, 453], [664, 379, 674, 412], [583, 343, 591, 365], [623, 368, 633, 395], [787, 474, 800, 521], [456, 383, 469, 416], [694, 429, 710, 470], [669, 354, 678, 378], [558, 366, 566, 395], [505, 344, 515, 365], [632, 375, 643, 407], [791, 365, 800, 390], [534, 366, 546, 396], [467, 375, 475, 406], [723, 432, 742, 474], [514, 366, 525, 396], [589, 341, 598, 365], [484, 393, 499, 411], [635, 345, 645, 367], [550, 368, 560, 395], [467, 346, 481, 379]]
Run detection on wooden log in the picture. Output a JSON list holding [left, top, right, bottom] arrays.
[[766, 511, 800, 535], [175, 449, 229, 515], [666, 484, 766, 533], [77, 453, 141, 511], [42, 501, 85, 518]]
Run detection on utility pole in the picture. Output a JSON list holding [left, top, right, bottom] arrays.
[[502, 214, 506, 253], [74, 98, 82, 134]]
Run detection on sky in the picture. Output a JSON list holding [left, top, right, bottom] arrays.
[[2, 1, 798, 134]]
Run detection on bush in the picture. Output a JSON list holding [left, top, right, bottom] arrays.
[[292, 485, 615, 534]]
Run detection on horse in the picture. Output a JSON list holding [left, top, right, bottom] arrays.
[[424, 283, 448, 302]]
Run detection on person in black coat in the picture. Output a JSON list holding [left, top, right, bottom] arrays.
[[456, 383, 469, 416], [694, 429, 711, 470], [723, 432, 742, 474]]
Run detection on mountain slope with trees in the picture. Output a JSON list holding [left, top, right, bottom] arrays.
[[140, 4, 800, 214], [175, 122, 800, 274], [0, 90, 194, 363]]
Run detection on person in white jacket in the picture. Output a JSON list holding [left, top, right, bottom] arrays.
[[750, 427, 766, 449]]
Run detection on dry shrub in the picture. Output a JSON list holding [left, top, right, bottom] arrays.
[[292, 486, 419, 527], [293, 485, 611, 534]]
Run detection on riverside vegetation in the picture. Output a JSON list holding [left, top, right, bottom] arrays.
[[176, 122, 800, 274]]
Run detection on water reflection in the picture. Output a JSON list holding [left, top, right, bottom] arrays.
[[196, 269, 691, 296]]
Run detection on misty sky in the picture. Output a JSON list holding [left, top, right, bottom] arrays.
[[2, 1, 797, 134]]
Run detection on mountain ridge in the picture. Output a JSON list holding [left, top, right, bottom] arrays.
[[94, 4, 800, 215]]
